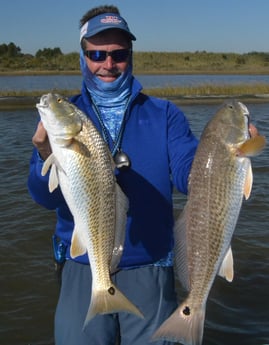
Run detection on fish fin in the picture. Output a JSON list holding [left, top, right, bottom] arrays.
[[244, 163, 253, 200], [174, 205, 191, 291], [151, 301, 205, 345], [68, 138, 92, 158], [237, 135, 266, 157], [218, 246, 234, 282], [83, 283, 144, 329], [47, 164, 60, 192], [110, 183, 129, 273], [41, 153, 65, 192], [70, 227, 87, 258], [41, 153, 55, 176]]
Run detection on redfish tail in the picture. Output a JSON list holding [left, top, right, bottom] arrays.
[[83, 284, 143, 329], [151, 303, 205, 345]]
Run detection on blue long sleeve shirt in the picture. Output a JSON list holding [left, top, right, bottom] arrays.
[[28, 78, 198, 268]]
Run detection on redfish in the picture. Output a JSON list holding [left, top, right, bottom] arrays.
[[152, 100, 266, 345], [37, 93, 143, 328]]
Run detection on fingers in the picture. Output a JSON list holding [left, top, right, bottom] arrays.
[[32, 121, 52, 160], [32, 121, 47, 144], [249, 123, 259, 138]]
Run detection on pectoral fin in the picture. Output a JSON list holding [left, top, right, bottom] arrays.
[[67, 138, 92, 158], [237, 135, 266, 157], [218, 246, 234, 282]]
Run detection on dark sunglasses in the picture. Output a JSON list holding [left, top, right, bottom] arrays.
[[84, 49, 131, 63]]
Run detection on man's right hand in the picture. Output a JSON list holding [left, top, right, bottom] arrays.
[[32, 121, 52, 160]]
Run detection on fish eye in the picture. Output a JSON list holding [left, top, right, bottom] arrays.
[[57, 97, 63, 103]]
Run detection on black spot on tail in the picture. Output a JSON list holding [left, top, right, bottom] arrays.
[[108, 286, 115, 295], [183, 306, 191, 316]]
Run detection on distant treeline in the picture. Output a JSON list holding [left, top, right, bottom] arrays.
[[1, 41, 269, 74]]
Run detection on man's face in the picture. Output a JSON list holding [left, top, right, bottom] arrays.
[[84, 30, 131, 83]]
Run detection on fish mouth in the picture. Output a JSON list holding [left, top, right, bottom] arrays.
[[36, 94, 50, 109], [37, 93, 63, 109], [238, 101, 249, 116]]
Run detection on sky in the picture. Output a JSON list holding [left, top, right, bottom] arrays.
[[1, 0, 269, 55]]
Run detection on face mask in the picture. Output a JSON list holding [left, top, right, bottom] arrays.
[[80, 49, 133, 103]]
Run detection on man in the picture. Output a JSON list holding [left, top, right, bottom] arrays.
[[28, 5, 198, 345]]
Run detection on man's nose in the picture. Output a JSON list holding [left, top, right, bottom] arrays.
[[103, 55, 114, 68]]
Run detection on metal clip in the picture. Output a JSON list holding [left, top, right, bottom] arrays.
[[52, 235, 67, 264]]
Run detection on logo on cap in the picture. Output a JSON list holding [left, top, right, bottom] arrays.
[[101, 15, 122, 25]]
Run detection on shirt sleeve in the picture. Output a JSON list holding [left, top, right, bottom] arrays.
[[167, 102, 198, 194]]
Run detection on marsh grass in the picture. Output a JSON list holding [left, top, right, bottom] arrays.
[[0, 89, 79, 97], [1, 83, 269, 98], [132, 51, 269, 74], [143, 83, 269, 97]]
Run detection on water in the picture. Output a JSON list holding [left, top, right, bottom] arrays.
[[0, 102, 268, 345], [1, 74, 269, 92], [0, 110, 57, 345]]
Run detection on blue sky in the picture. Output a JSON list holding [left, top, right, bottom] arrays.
[[1, 0, 268, 55]]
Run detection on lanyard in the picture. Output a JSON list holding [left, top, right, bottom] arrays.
[[91, 97, 132, 169]]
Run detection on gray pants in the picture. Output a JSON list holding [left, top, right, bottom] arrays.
[[55, 260, 177, 345]]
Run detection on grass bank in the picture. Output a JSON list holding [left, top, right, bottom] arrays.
[[1, 83, 269, 110], [2, 83, 269, 98]]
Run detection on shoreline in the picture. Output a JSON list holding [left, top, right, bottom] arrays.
[[1, 69, 269, 110], [1, 70, 269, 76], [1, 94, 269, 111]]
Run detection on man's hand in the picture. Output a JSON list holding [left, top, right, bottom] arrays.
[[32, 121, 52, 160], [249, 123, 258, 138]]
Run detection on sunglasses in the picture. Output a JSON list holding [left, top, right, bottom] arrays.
[[84, 49, 131, 63]]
